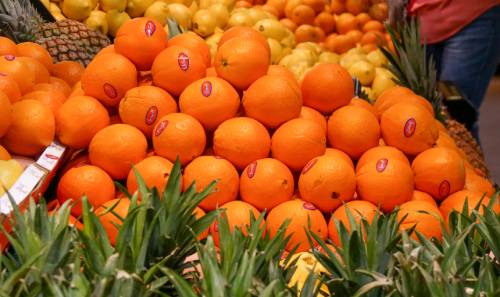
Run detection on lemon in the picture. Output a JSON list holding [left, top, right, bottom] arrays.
[[208, 4, 229, 28], [61, 0, 94, 21], [211, 0, 236, 10], [279, 54, 293, 67], [372, 67, 396, 98], [295, 42, 322, 57], [280, 32, 296, 49], [189, 1, 199, 14], [286, 252, 329, 295], [366, 49, 388, 68], [319, 52, 340, 64], [246, 8, 268, 25], [254, 19, 287, 41], [167, 3, 192, 29], [348, 60, 376, 86], [126, 0, 154, 17], [199, 0, 212, 9], [340, 53, 367, 69], [100, 0, 127, 12], [267, 38, 283, 64], [159, 0, 193, 6], [281, 46, 292, 57], [49, 3, 62, 14], [205, 31, 223, 47], [291, 48, 318, 65], [106, 9, 131, 37], [52, 13, 67, 21], [85, 10, 108, 35], [144, 1, 169, 26], [0, 160, 23, 196], [344, 46, 366, 57], [192, 9, 217, 37], [227, 12, 253, 27]]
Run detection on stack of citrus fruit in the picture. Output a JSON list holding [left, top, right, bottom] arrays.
[[0, 17, 497, 254]]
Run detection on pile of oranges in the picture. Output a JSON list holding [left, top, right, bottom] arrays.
[[0, 16, 497, 254]]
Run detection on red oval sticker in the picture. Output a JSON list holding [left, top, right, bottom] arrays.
[[178, 52, 190, 71], [247, 161, 257, 178], [4, 55, 15, 61], [302, 158, 318, 174], [0, 72, 6, 76], [144, 20, 156, 37], [201, 81, 212, 97], [303, 202, 317, 210], [145, 106, 158, 125], [103, 83, 117, 99], [404, 118, 416, 137], [376, 158, 388, 172], [154, 120, 169, 137], [438, 180, 450, 198]]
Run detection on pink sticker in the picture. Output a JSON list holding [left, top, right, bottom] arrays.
[[4, 55, 15, 61], [144, 21, 156, 37], [0, 72, 6, 76], [303, 202, 317, 210], [302, 158, 318, 174], [145, 106, 158, 125], [201, 81, 212, 97], [103, 83, 117, 99], [404, 118, 416, 137], [247, 162, 257, 178], [376, 158, 388, 172], [154, 120, 169, 137], [439, 180, 450, 198], [178, 52, 190, 71], [45, 154, 59, 160]]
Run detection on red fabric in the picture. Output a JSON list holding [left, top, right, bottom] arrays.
[[409, 0, 500, 43]]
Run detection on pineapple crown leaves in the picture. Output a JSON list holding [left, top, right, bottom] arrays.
[[0, 0, 44, 43]]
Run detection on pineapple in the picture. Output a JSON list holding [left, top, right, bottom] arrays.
[[0, 0, 110, 66]]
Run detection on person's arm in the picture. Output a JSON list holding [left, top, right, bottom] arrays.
[[387, 0, 410, 26]]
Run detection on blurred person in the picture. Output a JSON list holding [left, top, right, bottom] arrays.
[[388, 0, 500, 140]]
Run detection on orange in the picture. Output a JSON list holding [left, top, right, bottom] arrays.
[[115, 17, 167, 71], [362, 20, 383, 33], [412, 147, 466, 201], [299, 154, 356, 212], [218, 26, 270, 55], [95, 45, 115, 57], [213, 117, 271, 170], [168, 32, 211, 68], [0, 145, 11, 160], [179, 77, 240, 131], [327, 105, 380, 159], [267, 0, 287, 17], [210, 200, 261, 247], [464, 166, 495, 197], [324, 34, 357, 54], [60, 152, 90, 176], [411, 190, 438, 208], [356, 146, 410, 171], [56, 95, 110, 149], [234, 1, 252, 8], [183, 156, 239, 210], [290, 5, 316, 26], [439, 190, 500, 221], [89, 124, 148, 179], [271, 118, 326, 171], [330, 0, 346, 14], [374, 85, 414, 106], [126, 156, 174, 194], [336, 13, 359, 34], [280, 18, 298, 32], [397, 200, 443, 240], [303, 0, 326, 13], [152, 113, 206, 165], [243, 75, 302, 129], [315, 12, 336, 34], [346, 30, 363, 43], [267, 65, 298, 86], [380, 103, 439, 155], [0, 37, 17, 56], [1, 99, 54, 157], [299, 106, 327, 134], [0, 74, 21, 102], [49, 77, 72, 97], [349, 97, 377, 117], [356, 155, 414, 212], [151, 45, 206, 96], [81, 53, 138, 107], [194, 207, 209, 240], [16, 42, 53, 70], [17, 57, 50, 84], [50, 61, 85, 87], [355, 12, 371, 26], [0, 92, 11, 138], [240, 158, 294, 211], [267, 199, 328, 252], [57, 165, 115, 217], [119, 86, 178, 137], [96, 198, 131, 246], [215, 37, 269, 91], [206, 67, 217, 77], [260, 4, 280, 17], [328, 200, 378, 246], [375, 89, 434, 119], [360, 31, 385, 46], [0, 55, 35, 94], [345, 0, 369, 14], [362, 43, 378, 53], [369, 2, 388, 21], [323, 148, 354, 169], [301, 63, 354, 114], [21, 89, 66, 114], [295, 25, 324, 44]]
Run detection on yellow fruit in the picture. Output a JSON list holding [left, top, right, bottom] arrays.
[[126, 0, 155, 17], [348, 60, 375, 86], [167, 3, 193, 29], [267, 38, 283, 64], [287, 62, 310, 80], [0, 160, 23, 196], [100, 0, 127, 12], [144, 1, 170, 26], [106, 9, 131, 37], [208, 4, 230, 28], [227, 12, 254, 28], [291, 48, 317, 65], [287, 252, 329, 295], [52, 13, 67, 21], [159, 0, 193, 6], [246, 8, 270, 24], [61, 0, 94, 21], [344, 46, 365, 57], [339, 53, 366, 69], [192, 9, 217, 37], [199, 0, 212, 9], [211, 0, 236, 10], [318, 52, 340, 64], [372, 68, 397, 98], [189, 1, 199, 14], [366, 49, 387, 67], [280, 32, 296, 48], [85, 10, 109, 35], [49, 3, 63, 14], [254, 19, 288, 41], [40, 0, 50, 8]]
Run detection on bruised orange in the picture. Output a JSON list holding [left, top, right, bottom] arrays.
[[126, 156, 174, 194], [397, 200, 443, 240], [328, 200, 378, 245]]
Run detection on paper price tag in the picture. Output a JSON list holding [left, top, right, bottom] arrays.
[[36, 141, 66, 171], [0, 165, 46, 215]]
